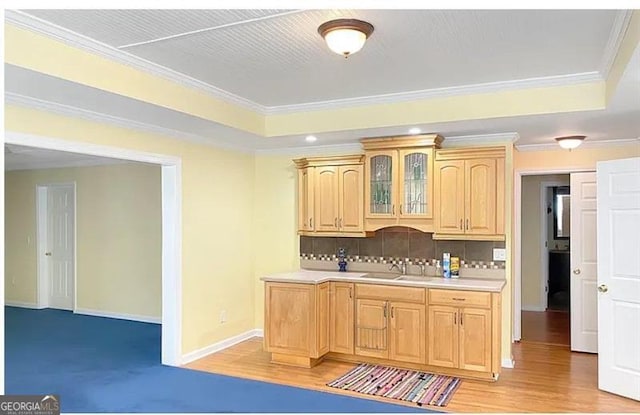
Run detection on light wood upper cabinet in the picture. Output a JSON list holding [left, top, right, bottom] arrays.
[[297, 168, 315, 232], [294, 155, 366, 237], [434, 147, 505, 240], [434, 160, 465, 234], [330, 282, 354, 354], [315, 166, 340, 232], [361, 134, 443, 232]]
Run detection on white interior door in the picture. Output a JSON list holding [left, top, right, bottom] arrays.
[[46, 185, 75, 310], [597, 157, 640, 401], [570, 172, 598, 353]]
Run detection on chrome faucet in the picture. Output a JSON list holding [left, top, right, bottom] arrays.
[[389, 260, 407, 275]]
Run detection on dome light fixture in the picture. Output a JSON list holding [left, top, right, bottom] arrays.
[[555, 135, 586, 150], [318, 18, 374, 58]]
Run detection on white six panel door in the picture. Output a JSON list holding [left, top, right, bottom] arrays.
[[47, 185, 75, 310], [597, 157, 640, 401], [570, 172, 598, 353]]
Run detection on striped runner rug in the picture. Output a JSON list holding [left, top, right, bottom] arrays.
[[327, 363, 461, 407]]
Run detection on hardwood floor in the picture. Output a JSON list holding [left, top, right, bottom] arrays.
[[521, 310, 570, 346], [185, 337, 639, 412]]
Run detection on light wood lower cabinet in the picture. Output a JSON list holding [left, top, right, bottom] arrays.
[[428, 289, 494, 373], [330, 282, 354, 354], [354, 285, 426, 364], [265, 281, 501, 379], [264, 282, 329, 366]]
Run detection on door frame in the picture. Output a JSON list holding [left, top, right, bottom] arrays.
[[36, 182, 77, 310], [513, 168, 592, 341], [537, 180, 570, 312], [5, 132, 183, 367]]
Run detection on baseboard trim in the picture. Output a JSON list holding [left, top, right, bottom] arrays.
[[181, 328, 263, 365], [74, 308, 161, 324], [522, 305, 546, 312], [502, 357, 515, 368], [5, 301, 43, 309]]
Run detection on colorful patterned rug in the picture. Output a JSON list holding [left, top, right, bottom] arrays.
[[327, 363, 461, 407]]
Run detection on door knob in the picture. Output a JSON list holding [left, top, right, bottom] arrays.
[[573, 269, 581, 275], [45, 252, 52, 256], [597, 284, 608, 293]]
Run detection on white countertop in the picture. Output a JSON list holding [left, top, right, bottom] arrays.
[[261, 269, 505, 292]]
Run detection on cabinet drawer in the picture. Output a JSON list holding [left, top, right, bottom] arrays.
[[356, 284, 425, 303], [429, 289, 491, 309]]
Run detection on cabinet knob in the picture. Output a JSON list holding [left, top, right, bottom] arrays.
[[573, 269, 581, 275], [45, 252, 52, 256], [597, 284, 608, 293]]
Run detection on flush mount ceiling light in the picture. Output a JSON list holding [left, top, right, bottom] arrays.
[[318, 19, 374, 58], [555, 135, 586, 150]]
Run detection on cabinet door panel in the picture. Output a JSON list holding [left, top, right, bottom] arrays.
[[365, 151, 398, 218], [434, 161, 465, 233], [315, 282, 330, 357], [428, 305, 458, 368], [315, 166, 339, 231], [465, 159, 497, 235], [355, 298, 388, 358], [459, 307, 492, 372], [298, 168, 314, 231], [389, 302, 426, 364], [330, 282, 354, 354], [265, 283, 314, 356], [339, 165, 364, 232], [399, 149, 433, 219]]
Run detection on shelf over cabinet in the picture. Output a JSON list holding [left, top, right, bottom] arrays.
[[361, 134, 443, 232]]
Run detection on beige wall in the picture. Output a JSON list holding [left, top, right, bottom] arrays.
[[520, 174, 569, 310], [5, 163, 162, 318], [6, 105, 256, 356]]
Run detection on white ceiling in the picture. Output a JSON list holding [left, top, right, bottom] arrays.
[[20, 9, 622, 107], [4, 9, 639, 151], [4, 144, 139, 171]]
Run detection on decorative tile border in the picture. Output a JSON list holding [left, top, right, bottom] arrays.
[[299, 254, 505, 269]]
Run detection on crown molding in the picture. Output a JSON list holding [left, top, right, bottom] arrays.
[[599, 10, 634, 79], [255, 142, 363, 157], [7, 9, 612, 118], [5, 10, 265, 114], [263, 73, 603, 115], [5, 158, 131, 172], [5, 92, 255, 154], [515, 137, 640, 152], [442, 132, 520, 147]]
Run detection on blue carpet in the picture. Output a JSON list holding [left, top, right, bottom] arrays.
[[5, 307, 433, 413]]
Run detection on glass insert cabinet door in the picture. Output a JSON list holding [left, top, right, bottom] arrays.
[[366, 151, 397, 216], [399, 149, 433, 218]]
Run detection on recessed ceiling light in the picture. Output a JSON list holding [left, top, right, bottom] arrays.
[[305, 135, 317, 143], [408, 127, 421, 135]]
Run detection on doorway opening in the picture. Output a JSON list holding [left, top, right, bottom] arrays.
[[519, 174, 571, 346]]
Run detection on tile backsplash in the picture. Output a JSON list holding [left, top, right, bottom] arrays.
[[300, 226, 505, 265]]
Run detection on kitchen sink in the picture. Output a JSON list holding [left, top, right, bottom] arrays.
[[360, 273, 401, 280], [394, 275, 441, 282]]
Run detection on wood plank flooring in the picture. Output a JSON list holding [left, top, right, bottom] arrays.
[[521, 310, 570, 346], [185, 338, 639, 412]]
